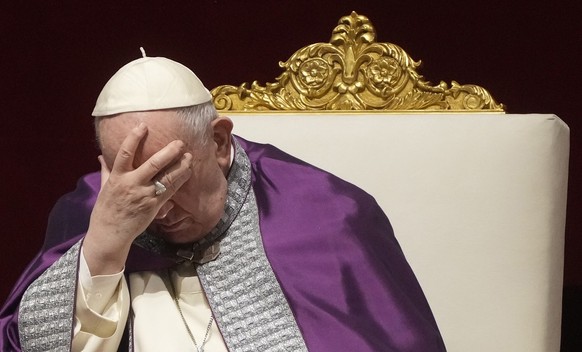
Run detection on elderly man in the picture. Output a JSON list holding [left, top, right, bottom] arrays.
[[0, 53, 446, 351]]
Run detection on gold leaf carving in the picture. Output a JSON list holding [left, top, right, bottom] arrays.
[[211, 12, 504, 112]]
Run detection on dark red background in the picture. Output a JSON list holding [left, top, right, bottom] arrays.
[[1, 1, 580, 349]]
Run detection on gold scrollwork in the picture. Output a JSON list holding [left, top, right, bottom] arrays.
[[211, 12, 504, 112]]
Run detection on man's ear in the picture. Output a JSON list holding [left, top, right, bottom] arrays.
[[211, 116, 234, 172]]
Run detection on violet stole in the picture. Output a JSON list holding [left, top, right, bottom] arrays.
[[239, 137, 445, 351]]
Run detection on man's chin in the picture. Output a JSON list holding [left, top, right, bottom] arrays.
[[160, 229, 207, 245], [148, 223, 207, 245]]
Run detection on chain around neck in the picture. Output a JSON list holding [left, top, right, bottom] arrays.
[[164, 270, 214, 352]]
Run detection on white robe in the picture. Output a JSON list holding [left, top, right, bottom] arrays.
[[73, 251, 228, 351]]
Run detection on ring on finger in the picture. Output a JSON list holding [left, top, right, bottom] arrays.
[[153, 180, 167, 196]]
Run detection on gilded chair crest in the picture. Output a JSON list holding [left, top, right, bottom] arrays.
[[212, 12, 504, 112]]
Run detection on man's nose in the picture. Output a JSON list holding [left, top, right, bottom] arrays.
[[155, 201, 175, 220]]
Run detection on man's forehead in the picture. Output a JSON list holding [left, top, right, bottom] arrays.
[[99, 110, 187, 164], [101, 110, 183, 138]]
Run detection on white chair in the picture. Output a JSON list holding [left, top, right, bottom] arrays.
[[212, 12, 569, 352]]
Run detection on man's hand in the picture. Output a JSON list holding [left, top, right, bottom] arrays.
[[83, 123, 193, 275]]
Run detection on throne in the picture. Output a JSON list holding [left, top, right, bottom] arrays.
[[211, 12, 569, 351]]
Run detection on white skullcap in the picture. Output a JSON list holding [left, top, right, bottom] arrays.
[[92, 51, 211, 117]]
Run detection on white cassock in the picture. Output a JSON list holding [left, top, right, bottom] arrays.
[[73, 250, 228, 351]]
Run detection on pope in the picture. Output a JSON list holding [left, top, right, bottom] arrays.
[[0, 51, 446, 351]]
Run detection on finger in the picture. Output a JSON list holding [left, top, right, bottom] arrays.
[[134, 139, 186, 181], [98, 155, 111, 189], [154, 152, 193, 198], [111, 123, 148, 174]]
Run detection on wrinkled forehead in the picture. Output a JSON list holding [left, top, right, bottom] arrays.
[[98, 110, 190, 167]]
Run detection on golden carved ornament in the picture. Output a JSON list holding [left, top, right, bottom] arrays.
[[211, 12, 504, 112]]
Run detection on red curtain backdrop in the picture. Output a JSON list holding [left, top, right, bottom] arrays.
[[1, 0, 580, 348]]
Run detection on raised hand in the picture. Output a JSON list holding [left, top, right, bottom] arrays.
[[83, 123, 193, 275]]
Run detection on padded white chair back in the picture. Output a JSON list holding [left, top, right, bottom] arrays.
[[229, 112, 569, 352]]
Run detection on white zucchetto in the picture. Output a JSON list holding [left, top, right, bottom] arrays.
[[92, 53, 211, 117]]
